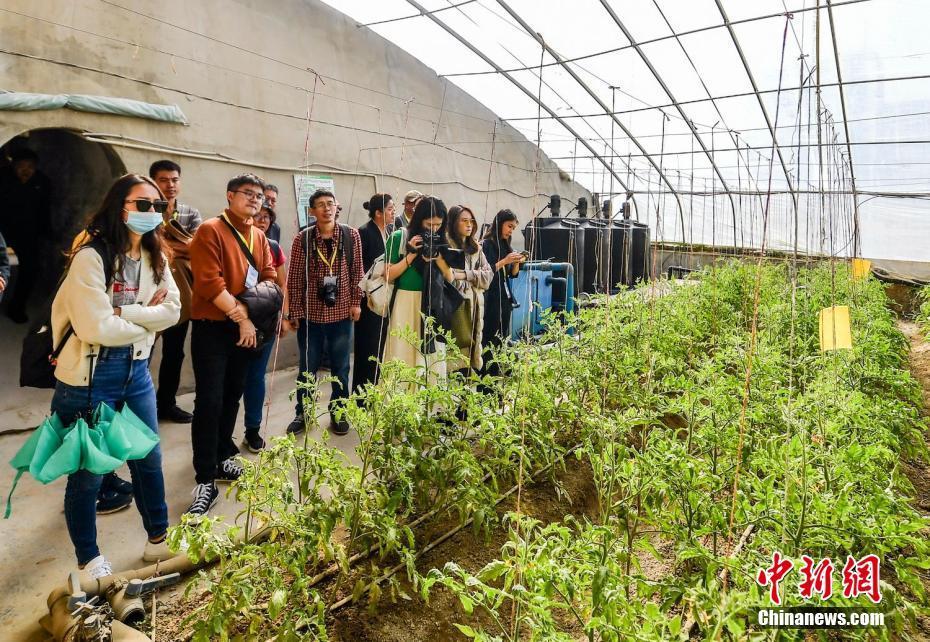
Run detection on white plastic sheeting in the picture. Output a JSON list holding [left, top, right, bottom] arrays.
[[320, 0, 930, 264], [0, 91, 188, 124]]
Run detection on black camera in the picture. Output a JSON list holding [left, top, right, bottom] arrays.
[[420, 231, 447, 259], [318, 275, 339, 307]]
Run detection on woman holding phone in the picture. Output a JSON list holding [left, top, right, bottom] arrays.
[[481, 209, 525, 378]]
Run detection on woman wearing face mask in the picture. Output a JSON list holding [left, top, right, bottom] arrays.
[[240, 205, 287, 452], [50, 173, 181, 577], [481, 209, 525, 379], [444, 205, 493, 374], [383, 195, 452, 375]]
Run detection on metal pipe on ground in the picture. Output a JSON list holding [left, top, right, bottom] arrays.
[[40, 526, 273, 641]]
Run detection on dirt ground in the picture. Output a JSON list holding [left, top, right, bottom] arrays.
[[328, 460, 609, 642], [896, 321, 930, 641], [151, 458, 603, 641]]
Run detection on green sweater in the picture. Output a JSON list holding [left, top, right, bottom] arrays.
[[386, 229, 422, 292]]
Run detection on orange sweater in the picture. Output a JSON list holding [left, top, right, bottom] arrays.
[[189, 211, 277, 321]]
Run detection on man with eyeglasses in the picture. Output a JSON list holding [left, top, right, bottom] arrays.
[[284, 189, 363, 436], [149, 160, 202, 424], [262, 184, 282, 243], [186, 174, 278, 517]]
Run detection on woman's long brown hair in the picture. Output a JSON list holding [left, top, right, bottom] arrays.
[[79, 173, 168, 284]]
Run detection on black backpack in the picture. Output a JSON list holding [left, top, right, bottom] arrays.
[[20, 238, 113, 388]]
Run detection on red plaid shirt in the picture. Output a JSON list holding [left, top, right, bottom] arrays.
[[287, 224, 363, 323]]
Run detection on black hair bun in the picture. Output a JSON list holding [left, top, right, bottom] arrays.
[[363, 201, 370, 210]]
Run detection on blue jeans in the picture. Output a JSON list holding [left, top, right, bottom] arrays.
[[295, 319, 352, 417], [52, 347, 168, 565], [243, 336, 276, 432]]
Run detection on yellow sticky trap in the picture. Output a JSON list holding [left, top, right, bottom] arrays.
[[819, 306, 852, 352], [851, 258, 872, 280]]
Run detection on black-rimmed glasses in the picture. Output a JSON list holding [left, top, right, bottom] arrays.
[[234, 190, 265, 202]]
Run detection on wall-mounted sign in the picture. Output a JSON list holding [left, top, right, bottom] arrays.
[[293, 173, 335, 228]]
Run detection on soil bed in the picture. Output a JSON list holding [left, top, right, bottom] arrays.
[[897, 321, 930, 641], [153, 457, 605, 641]]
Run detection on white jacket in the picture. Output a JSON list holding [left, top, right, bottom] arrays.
[[51, 246, 181, 386]]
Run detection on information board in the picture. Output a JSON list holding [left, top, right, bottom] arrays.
[[293, 173, 336, 228]]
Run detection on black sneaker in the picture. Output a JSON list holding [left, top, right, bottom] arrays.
[[215, 457, 244, 483], [96, 489, 133, 514], [330, 415, 350, 436], [185, 482, 218, 517], [243, 431, 265, 453], [158, 405, 193, 424], [286, 416, 306, 435], [101, 471, 133, 495]]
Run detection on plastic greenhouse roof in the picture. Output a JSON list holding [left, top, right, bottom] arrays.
[[321, 0, 930, 264]]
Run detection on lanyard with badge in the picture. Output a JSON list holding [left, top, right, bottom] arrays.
[[222, 213, 259, 288], [316, 234, 338, 276]]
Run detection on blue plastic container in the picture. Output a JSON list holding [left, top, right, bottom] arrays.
[[510, 261, 575, 341]]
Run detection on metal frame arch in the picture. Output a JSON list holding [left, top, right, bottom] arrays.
[[712, 0, 800, 217], [402, 0, 639, 214], [596, 0, 740, 247], [825, 0, 861, 257], [494, 0, 686, 239]]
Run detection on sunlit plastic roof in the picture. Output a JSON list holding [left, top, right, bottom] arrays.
[[320, 0, 930, 264]]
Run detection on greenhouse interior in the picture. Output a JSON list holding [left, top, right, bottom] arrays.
[[1, 0, 929, 640]]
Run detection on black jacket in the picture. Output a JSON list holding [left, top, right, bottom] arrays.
[[482, 239, 516, 346], [0, 167, 51, 249], [357, 220, 386, 274]]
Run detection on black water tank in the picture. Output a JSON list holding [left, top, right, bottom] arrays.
[[587, 219, 651, 292], [628, 220, 650, 285], [523, 217, 585, 300], [579, 219, 609, 294], [605, 219, 650, 289]]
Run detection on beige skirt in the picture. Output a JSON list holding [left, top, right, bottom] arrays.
[[383, 289, 446, 385]]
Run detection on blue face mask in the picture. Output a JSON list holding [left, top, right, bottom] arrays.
[[125, 212, 162, 235]]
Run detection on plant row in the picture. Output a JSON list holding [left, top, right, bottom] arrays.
[[169, 261, 929, 641]]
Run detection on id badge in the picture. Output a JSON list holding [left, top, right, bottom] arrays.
[[245, 265, 259, 289]]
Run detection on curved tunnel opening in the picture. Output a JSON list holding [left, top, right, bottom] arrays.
[[0, 127, 126, 316]]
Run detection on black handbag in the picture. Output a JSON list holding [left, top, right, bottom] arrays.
[[220, 217, 283, 350]]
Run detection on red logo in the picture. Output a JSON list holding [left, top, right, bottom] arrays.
[[842, 555, 882, 604], [798, 556, 834, 600], [757, 552, 794, 605], [757, 552, 881, 605]]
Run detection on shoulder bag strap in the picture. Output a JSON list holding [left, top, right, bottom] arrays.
[[339, 225, 354, 281], [220, 215, 257, 270], [52, 240, 113, 360], [385, 229, 407, 318]]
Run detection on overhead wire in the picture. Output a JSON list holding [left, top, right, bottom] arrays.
[[501, 73, 930, 122], [439, 0, 873, 78]]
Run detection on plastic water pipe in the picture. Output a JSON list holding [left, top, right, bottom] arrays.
[[529, 261, 575, 313]]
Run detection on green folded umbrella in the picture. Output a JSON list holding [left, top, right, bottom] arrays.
[[5, 402, 160, 518]]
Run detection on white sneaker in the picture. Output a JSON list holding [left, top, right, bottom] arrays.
[[82, 555, 113, 579], [143, 536, 189, 563]]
